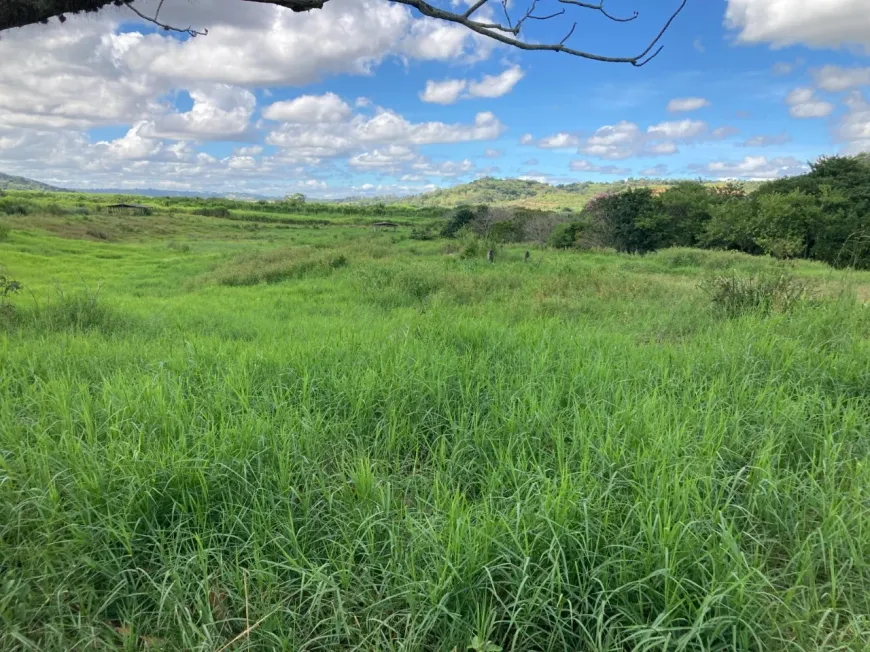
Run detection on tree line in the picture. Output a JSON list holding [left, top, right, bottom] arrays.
[[445, 155, 870, 269]]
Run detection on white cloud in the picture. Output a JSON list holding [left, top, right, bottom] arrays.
[[569, 160, 631, 175], [519, 133, 535, 145], [99, 122, 163, 160], [577, 118, 738, 160], [348, 145, 418, 170], [726, 0, 870, 52], [235, 145, 264, 156], [811, 65, 870, 92], [128, 0, 414, 87], [483, 148, 504, 158], [738, 133, 793, 147], [667, 97, 711, 113], [834, 91, 870, 154], [647, 119, 709, 140], [267, 106, 505, 157], [419, 66, 524, 104], [146, 85, 256, 140], [578, 121, 646, 159], [786, 87, 835, 118], [262, 93, 352, 123], [419, 79, 468, 105], [467, 66, 525, 98], [537, 133, 581, 149], [690, 155, 809, 179]]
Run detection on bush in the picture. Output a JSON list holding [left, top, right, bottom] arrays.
[[700, 270, 808, 317], [548, 222, 582, 249], [0, 222, 9, 242], [0, 199, 30, 215], [442, 206, 476, 238]]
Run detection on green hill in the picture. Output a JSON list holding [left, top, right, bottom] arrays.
[[0, 172, 63, 192], [404, 177, 675, 211]]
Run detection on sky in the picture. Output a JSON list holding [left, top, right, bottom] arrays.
[[0, 0, 869, 198]]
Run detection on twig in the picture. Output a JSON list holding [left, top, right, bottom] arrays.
[[390, 0, 688, 66], [123, 1, 208, 37]]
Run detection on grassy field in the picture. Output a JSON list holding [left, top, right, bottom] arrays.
[[1, 204, 870, 651]]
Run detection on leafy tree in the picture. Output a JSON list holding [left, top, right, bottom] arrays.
[[583, 188, 662, 253]]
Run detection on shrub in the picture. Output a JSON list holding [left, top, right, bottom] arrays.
[[166, 241, 192, 254], [409, 226, 436, 241], [0, 200, 30, 215], [548, 222, 582, 249], [442, 206, 476, 238], [0, 273, 22, 326], [700, 270, 808, 317], [0, 222, 9, 242]]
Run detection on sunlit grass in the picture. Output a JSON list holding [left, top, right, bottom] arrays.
[[1, 211, 870, 650]]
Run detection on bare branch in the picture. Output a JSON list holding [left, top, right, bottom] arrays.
[[463, 0, 489, 19], [0, 0, 688, 68], [559, 0, 638, 23], [124, 2, 207, 36], [390, 0, 689, 66]]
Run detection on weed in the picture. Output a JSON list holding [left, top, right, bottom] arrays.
[[700, 269, 809, 317]]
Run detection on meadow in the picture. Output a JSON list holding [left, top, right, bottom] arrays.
[[1, 199, 870, 651]]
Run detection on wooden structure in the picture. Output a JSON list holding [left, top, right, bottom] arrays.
[[106, 203, 152, 215], [371, 221, 399, 229]]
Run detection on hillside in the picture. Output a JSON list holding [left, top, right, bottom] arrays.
[[400, 177, 768, 211], [0, 172, 63, 192], [403, 177, 681, 211]]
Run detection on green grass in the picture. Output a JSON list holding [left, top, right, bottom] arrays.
[[1, 210, 870, 651]]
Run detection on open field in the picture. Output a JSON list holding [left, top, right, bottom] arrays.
[[2, 203, 870, 651]]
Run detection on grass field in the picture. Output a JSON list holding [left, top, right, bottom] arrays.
[[1, 205, 870, 651]]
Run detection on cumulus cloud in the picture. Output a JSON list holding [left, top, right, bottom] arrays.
[[667, 97, 711, 113], [569, 160, 631, 175], [738, 133, 793, 147], [262, 93, 352, 123], [467, 66, 525, 98], [726, 0, 870, 52], [576, 119, 737, 160], [690, 155, 809, 179], [483, 148, 504, 158], [834, 91, 870, 154], [537, 133, 581, 149], [786, 87, 835, 118], [419, 79, 468, 105], [145, 85, 257, 141], [419, 66, 524, 104], [811, 65, 870, 92], [519, 134, 535, 145]]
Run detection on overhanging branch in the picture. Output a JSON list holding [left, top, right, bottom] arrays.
[[0, 0, 688, 67]]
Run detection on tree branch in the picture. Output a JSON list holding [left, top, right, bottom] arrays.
[[390, 0, 688, 66], [0, 0, 689, 67]]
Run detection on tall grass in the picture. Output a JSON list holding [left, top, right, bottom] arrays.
[[1, 215, 870, 650]]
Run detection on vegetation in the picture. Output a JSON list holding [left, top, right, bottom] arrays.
[[0, 171, 64, 192], [1, 189, 870, 650]]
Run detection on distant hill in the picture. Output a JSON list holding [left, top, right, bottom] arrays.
[[401, 177, 673, 211], [0, 172, 64, 192]]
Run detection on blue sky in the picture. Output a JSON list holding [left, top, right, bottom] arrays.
[[0, 0, 868, 197]]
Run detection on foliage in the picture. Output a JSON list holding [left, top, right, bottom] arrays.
[[548, 221, 583, 248], [0, 221, 9, 241], [442, 206, 477, 238], [582, 188, 663, 253]]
